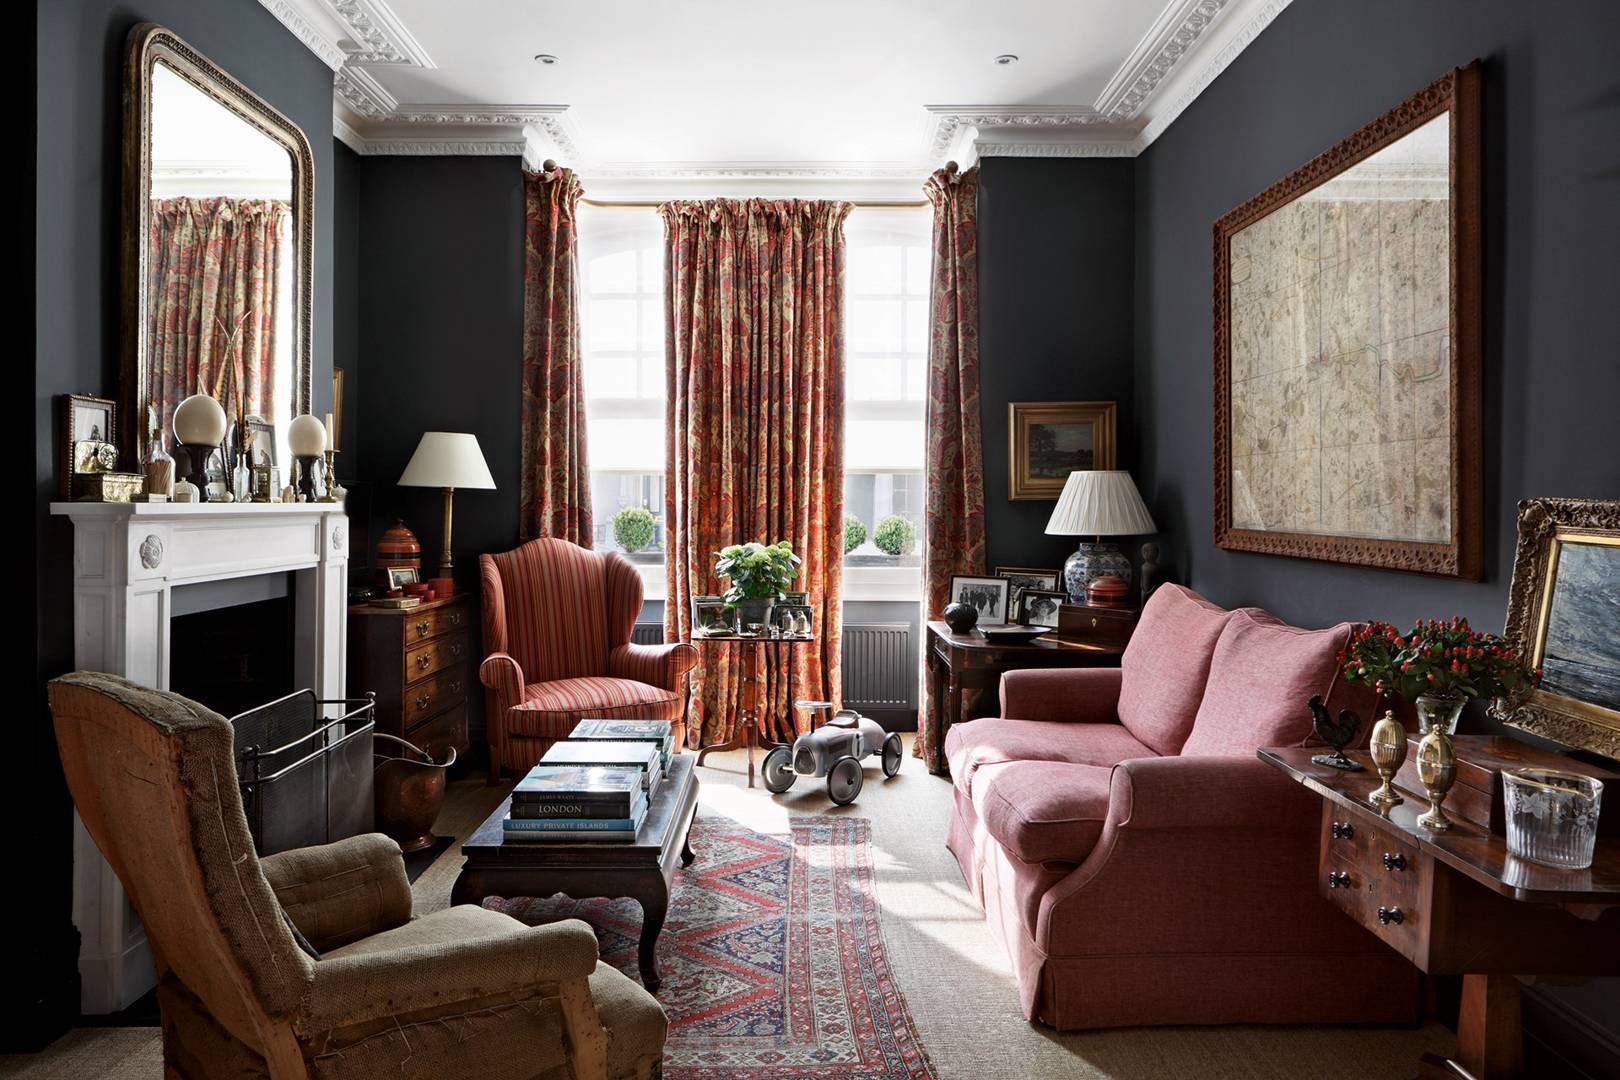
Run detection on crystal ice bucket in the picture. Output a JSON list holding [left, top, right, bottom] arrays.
[[1503, 768, 1603, 870]]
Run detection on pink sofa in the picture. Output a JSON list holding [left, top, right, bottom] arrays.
[[945, 584, 1422, 1030]]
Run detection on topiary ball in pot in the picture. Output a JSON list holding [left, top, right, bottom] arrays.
[[873, 514, 916, 556], [843, 514, 867, 553], [611, 506, 657, 553]]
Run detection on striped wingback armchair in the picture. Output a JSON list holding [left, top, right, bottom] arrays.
[[480, 537, 697, 781]]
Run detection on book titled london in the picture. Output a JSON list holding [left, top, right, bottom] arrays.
[[510, 765, 641, 818]]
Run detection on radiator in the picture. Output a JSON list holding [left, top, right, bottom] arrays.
[[841, 623, 915, 710], [632, 623, 664, 646]]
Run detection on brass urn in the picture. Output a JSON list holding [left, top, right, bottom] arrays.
[[1416, 727, 1458, 832], [1368, 712, 1407, 808]]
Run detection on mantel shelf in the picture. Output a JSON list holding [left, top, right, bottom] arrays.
[[51, 501, 343, 517]]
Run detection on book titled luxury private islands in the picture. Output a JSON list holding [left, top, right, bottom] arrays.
[[503, 720, 672, 842]]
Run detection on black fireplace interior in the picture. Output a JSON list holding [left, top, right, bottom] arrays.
[[170, 594, 295, 718]]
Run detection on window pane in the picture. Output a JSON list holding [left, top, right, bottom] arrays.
[[580, 205, 664, 476], [639, 355, 665, 397], [849, 298, 902, 354], [848, 355, 902, 401], [590, 248, 637, 293], [587, 298, 638, 353], [585, 355, 636, 399], [842, 470, 923, 565], [848, 244, 903, 293], [591, 418, 665, 470], [904, 298, 928, 354], [905, 245, 931, 294], [591, 471, 666, 556], [846, 418, 925, 469]]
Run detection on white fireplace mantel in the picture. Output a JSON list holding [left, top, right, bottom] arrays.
[[51, 500, 348, 1013]]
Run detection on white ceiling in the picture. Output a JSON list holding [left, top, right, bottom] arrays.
[[262, 0, 1292, 196]]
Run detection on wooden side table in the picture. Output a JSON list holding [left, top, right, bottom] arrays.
[[348, 593, 473, 762], [924, 621, 1124, 776], [692, 633, 816, 788], [1259, 744, 1620, 1080]]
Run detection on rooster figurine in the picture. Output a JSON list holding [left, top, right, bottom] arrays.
[[1308, 694, 1364, 771]]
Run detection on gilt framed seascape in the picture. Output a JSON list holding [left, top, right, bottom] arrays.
[[1498, 498, 1620, 760], [1213, 63, 1482, 578]]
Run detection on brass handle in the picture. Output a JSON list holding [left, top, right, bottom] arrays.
[[1089, 617, 1099, 628], [1331, 821, 1354, 840], [1327, 870, 1351, 889], [415, 619, 430, 637], [416, 653, 432, 670], [1382, 852, 1407, 872], [415, 693, 432, 710], [1377, 906, 1404, 926], [450, 642, 464, 657], [449, 680, 463, 694], [449, 612, 464, 625]]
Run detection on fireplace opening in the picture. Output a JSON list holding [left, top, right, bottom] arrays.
[[170, 576, 295, 718]]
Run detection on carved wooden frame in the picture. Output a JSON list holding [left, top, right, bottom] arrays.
[[121, 23, 315, 464], [1495, 498, 1620, 760], [1212, 62, 1483, 578], [1008, 401, 1118, 501]]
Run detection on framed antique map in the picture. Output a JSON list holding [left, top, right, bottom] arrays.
[[1213, 63, 1482, 578]]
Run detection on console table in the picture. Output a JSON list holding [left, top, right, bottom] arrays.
[[924, 621, 1124, 776], [693, 632, 815, 788], [1259, 744, 1620, 1080]]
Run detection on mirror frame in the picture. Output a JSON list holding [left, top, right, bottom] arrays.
[[121, 22, 314, 464]]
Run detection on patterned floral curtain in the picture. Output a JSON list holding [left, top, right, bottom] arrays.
[[661, 198, 851, 747], [917, 164, 987, 772], [147, 197, 286, 439], [519, 165, 592, 546]]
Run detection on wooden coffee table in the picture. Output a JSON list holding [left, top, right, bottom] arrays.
[[452, 754, 700, 992]]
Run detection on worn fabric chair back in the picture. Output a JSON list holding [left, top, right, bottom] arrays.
[[480, 537, 643, 685], [48, 672, 313, 1058]]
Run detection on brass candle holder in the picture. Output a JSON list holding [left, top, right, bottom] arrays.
[[1416, 727, 1458, 831], [1368, 711, 1407, 807], [320, 448, 340, 502]]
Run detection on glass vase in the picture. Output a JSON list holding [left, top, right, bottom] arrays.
[[1503, 768, 1604, 870], [1414, 692, 1465, 736]]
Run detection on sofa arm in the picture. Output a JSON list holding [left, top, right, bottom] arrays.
[[1108, 755, 1318, 832], [299, 918, 600, 1034], [479, 651, 526, 708], [609, 640, 698, 692], [1000, 668, 1123, 724], [261, 834, 412, 953]]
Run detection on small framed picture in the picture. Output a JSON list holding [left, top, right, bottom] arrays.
[[386, 566, 420, 589], [693, 600, 735, 636], [948, 575, 1011, 624], [780, 591, 809, 606], [1009, 400, 1117, 500], [1017, 588, 1067, 629], [245, 417, 278, 466], [995, 566, 1060, 609], [776, 604, 813, 635], [61, 394, 118, 498]]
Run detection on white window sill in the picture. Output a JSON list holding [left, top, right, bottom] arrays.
[[631, 559, 668, 601]]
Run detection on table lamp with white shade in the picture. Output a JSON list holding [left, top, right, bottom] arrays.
[[398, 432, 496, 596], [1044, 470, 1157, 603]]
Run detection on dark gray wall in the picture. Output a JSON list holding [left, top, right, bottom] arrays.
[[355, 155, 526, 744], [29, 0, 335, 1045], [977, 157, 1136, 575], [334, 139, 361, 477], [1133, 0, 1620, 1064]]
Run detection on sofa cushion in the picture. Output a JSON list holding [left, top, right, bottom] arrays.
[[945, 718, 1155, 795], [1115, 585, 1235, 755], [974, 761, 1113, 865], [1180, 609, 1357, 757]]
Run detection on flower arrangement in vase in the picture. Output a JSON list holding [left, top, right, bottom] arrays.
[[714, 541, 801, 630], [1340, 617, 1543, 736]]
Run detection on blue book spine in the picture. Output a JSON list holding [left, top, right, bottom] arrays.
[[504, 799, 646, 831]]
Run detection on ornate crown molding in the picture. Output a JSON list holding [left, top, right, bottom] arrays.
[[358, 137, 530, 157], [255, 0, 346, 70], [974, 140, 1138, 159], [1135, 0, 1293, 147], [330, 0, 433, 66], [1096, 0, 1231, 121], [334, 66, 397, 119]]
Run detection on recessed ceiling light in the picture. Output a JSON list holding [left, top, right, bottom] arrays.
[[534, 53, 559, 65], [994, 54, 1019, 66]]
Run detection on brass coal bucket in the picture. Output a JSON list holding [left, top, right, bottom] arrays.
[[373, 733, 455, 853]]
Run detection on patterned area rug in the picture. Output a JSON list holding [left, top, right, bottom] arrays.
[[488, 816, 937, 1079]]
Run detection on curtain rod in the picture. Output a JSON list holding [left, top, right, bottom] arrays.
[[549, 159, 950, 211]]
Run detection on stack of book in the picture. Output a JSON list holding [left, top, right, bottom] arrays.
[[570, 718, 675, 768], [502, 732, 669, 843]]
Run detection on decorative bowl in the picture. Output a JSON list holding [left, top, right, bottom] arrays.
[[979, 623, 1052, 645]]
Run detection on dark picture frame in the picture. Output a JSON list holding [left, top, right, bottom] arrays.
[[1213, 62, 1482, 579], [61, 394, 118, 499], [1016, 588, 1067, 629], [995, 566, 1060, 610], [948, 575, 1011, 624]]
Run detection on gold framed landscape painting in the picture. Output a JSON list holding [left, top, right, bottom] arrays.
[[1499, 498, 1620, 760], [1009, 401, 1116, 500], [1213, 63, 1483, 578]]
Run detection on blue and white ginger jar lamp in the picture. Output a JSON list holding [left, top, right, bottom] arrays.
[[1044, 470, 1158, 602]]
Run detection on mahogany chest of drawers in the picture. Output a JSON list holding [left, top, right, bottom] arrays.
[[348, 593, 473, 762]]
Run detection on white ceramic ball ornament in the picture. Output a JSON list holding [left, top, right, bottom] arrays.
[[173, 394, 227, 445], [287, 413, 328, 455]]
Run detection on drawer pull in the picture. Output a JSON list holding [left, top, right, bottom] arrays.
[[415, 619, 431, 637], [1330, 821, 1354, 840], [416, 653, 432, 670], [1382, 852, 1407, 872], [415, 693, 432, 711], [449, 612, 464, 625], [1377, 906, 1404, 926], [449, 680, 463, 694], [450, 642, 464, 657], [1327, 870, 1351, 889]]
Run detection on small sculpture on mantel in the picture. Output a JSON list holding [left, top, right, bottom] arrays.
[[1308, 694, 1364, 771]]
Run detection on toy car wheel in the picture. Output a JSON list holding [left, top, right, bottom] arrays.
[[827, 755, 863, 805], [881, 733, 903, 778], [762, 745, 796, 794]]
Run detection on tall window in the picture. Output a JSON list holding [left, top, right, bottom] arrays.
[[843, 208, 930, 587], [578, 206, 665, 562]]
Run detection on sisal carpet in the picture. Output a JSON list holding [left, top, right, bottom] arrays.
[[3, 736, 1454, 1078], [493, 816, 936, 1079]]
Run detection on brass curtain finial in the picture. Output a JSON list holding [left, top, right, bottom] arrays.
[[542, 158, 558, 172], [944, 160, 959, 174]]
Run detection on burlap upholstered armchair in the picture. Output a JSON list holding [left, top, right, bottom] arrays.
[[48, 672, 667, 1080]]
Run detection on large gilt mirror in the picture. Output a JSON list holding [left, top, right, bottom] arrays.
[[123, 23, 313, 467]]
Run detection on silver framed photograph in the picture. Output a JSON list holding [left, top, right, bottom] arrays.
[[245, 416, 278, 466], [694, 600, 735, 636], [948, 575, 1011, 624], [386, 566, 420, 590], [1017, 588, 1067, 629]]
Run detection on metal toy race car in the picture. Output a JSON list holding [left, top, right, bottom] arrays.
[[762, 709, 902, 805]]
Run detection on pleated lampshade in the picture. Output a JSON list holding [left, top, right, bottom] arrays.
[[1044, 470, 1157, 537]]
